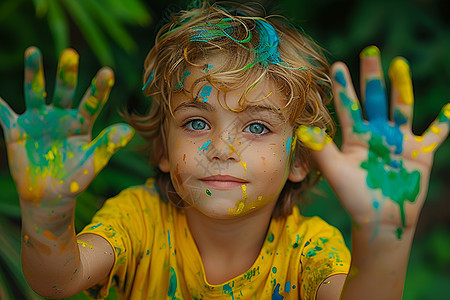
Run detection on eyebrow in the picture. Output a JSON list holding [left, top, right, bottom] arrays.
[[173, 101, 285, 121], [244, 104, 286, 121], [173, 101, 216, 114]]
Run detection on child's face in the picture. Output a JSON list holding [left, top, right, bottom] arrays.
[[159, 64, 306, 219]]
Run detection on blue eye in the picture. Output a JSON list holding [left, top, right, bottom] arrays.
[[244, 122, 270, 135], [185, 119, 210, 131]]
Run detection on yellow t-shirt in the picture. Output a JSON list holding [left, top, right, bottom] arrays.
[[79, 179, 350, 299]]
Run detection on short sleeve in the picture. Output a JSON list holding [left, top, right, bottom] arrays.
[[299, 218, 350, 300], [77, 187, 153, 299]]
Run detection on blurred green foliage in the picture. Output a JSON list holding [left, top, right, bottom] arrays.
[[0, 0, 448, 299]]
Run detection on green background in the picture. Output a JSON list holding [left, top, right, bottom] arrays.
[[0, 0, 449, 299]]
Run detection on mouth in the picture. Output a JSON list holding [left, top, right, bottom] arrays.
[[199, 175, 249, 190]]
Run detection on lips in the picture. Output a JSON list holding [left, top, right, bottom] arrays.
[[199, 175, 249, 190]]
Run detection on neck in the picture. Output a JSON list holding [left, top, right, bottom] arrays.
[[184, 201, 276, 284]]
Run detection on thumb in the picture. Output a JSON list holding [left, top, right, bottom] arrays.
[[295, 125, 342, 173], [0, 96, 18, 135], [85, 124, 135, 174]]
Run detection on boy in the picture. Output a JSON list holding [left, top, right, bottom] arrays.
[[0, 0, 448, 299]]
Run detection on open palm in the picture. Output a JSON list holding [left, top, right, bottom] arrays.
[[297, 46, 449, 237], [0, 47, 134, 204]]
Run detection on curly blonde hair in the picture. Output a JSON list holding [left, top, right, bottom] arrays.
[[126, 0, 335, 218]]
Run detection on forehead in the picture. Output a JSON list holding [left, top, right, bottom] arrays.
[[173, 58, 288, 112]]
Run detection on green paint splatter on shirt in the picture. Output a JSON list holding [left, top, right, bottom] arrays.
[[223, 283, 235, 300], [168, 267, 180, 300]]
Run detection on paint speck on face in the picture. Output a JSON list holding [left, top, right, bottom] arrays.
[[272, 267, 277, 273], [83, 169, 89, 175], [198, 140, 211, 151], [206, 189, 211, 196], [241, 161, 247, 170], [199, 85, 212, 102]]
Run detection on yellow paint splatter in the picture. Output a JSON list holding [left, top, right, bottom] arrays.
[[77, 240, 94, 249], [83, 169, 89, 175], [44, 150, 55, 161], [414, 136, 424, 142], [296, 125, 331, 151], [85, 95, 99, 109], [443, 103, 450, 119], [70, 181, 79, 193], [241, 184, 248, 200], [23, 235, 29, 242], [430, 125, 441, 134], [67, 152, 74, 159], [360, 45, 380, 58], [241, 161, 247, 170], [422, 142, 438, 153], [388, 58, 413, 105], [227, 144, 236, 156], [411, 150, 419, 159], [229, 200, 245, 215], [351, 103, 359, 111]]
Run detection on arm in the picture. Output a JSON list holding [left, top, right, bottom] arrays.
[[0, 47, 134, 298], [296, 46, 449, 299]]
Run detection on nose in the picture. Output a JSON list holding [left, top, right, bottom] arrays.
[[204, 129, 241, 162]]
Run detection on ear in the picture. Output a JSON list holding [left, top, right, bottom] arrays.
[[288, 157, 309, 183], [158, 154, 170, 173]]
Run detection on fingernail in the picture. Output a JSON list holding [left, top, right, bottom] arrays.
[[388, 57, 413, 105], [360, 45, 380, 58]]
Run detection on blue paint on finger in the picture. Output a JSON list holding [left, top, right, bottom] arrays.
[[334, 70, 347, 87], [365, 79, 387, 121]]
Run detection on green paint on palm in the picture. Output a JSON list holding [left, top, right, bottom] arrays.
[[17, 106, 87, 182], [361, 135, 420, 227]]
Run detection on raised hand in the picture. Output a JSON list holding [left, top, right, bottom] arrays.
[[297, 46, 449, 238], [0, 47, 134, 204]]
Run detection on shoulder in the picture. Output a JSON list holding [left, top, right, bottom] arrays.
[[284, 206, 345, 241]]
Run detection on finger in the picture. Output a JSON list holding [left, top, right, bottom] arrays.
[[331, 62, 366, 143], [77, 67, 114, 125], [360, 46, 388, 121], [0, 96, 18, 132], [295, 125, 343, 174], [388, 57, 414, 129], [412, 103, 450, 158], [84, 124, 134, 174], [24, 47, 46, 109], [53, 49, 79, 108]]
